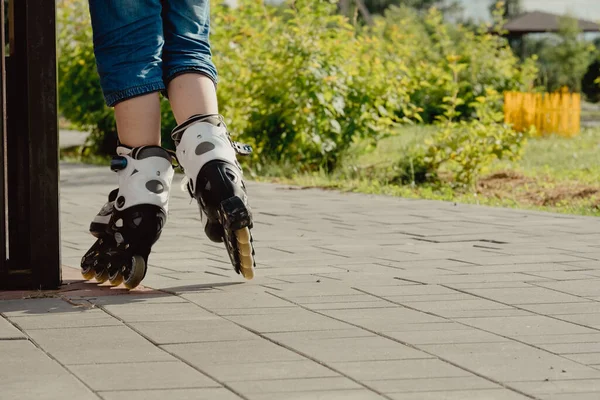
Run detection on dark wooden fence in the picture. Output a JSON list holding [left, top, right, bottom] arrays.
[[0, 0, 61, 289]]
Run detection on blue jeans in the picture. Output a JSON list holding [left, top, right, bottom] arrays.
[[88, 0, 218, 107]]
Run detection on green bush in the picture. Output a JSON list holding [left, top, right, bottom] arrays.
[[526, 16, 597, 94], [375, 5, 537, 123], [58, 0, 537, 174], [395, 64, 529, 186], [205, 0, 416, 172], [582, 61, 600, 103], [57, 0, 117, 155]]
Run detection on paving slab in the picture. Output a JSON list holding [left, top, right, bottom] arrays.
[[508, 379, 600, 395], [98, 388, 242, 400], [3, 162, 600, 399], [385, 328, 509, 345], [539, 394, 600, 400], [129, 319, 258, 344], [332, 359, 473, 381], [227, 377, 362, 394], [194, 360, 340, 382], [162, 339, 305, 366], [388, 389, 530, 400], [363, 376, 501, 393], [8, 310, 122, 330], [419, 342, 600, 381], [0, 315, 26, 339], [69, 361, 219, 391], [25, 325, 175, 365], [264, 334, 431, 362], [515, 333, 600, 345], [100, 301, 219, 322], [0, 340, 97, 399], [245, 390, 387, 400], [456, 315, 598, 337], [225, 308, 354, 333]]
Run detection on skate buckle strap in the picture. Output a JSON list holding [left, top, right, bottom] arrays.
[[232, 141, 252, 156], [165, 149, 181, 168]]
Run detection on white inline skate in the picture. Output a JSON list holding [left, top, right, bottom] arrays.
[[171, 114, 255, 279], [81, 145, 174, 289]]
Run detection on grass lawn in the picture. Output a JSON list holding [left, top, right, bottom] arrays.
[[61, 124, 600, 216], [261, 126, 600, 216]]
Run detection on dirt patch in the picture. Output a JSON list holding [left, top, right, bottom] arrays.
[[477, 170, 600, 207]]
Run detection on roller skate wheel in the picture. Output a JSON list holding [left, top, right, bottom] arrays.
[[81, 268, 95, 281], [236, 227, 251, 244], [95, 267, 109, 284], [240, 263, 254, 280], [235, 228, 255, 280], [108, 270, 124, 287], [123, 255, 146, 290], [81, 259, 96, 280]]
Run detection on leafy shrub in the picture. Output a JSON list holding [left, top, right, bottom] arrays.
[[533, 16, 597, 93], [205, 0, 418, 172], [375, 5, 538, 123], [57, 0, 117, 155], [58, 0, 537, 174], [582, 60, 600, 103], [57, 0, 178, 153], [395, 62, 529, 186]]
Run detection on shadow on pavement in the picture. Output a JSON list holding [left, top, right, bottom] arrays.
[[0, 266, 245, 315]]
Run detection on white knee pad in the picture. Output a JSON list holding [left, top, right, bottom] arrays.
[[112, 146, 174, 213]]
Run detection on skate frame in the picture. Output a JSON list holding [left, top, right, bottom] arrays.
[[0, 0, 61, 289]]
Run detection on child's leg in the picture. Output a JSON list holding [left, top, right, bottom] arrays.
[[81, 0, 174, 288], [161, 0, 255, 279], [114, 93, 161, 147], [88, 0, 165, 147], [168, 74, 218, 124]]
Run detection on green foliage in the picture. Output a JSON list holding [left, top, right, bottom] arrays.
[[535, 16, 597, 93], [357, 0, 460, 17], [419, 104, 528, 186], [395, 63, 529, 186], [489, 0, 523, 20], [376, 6, 537, 123], [57, 0, 117, 155], [206, 0, 416, 172], [58, 0, 536, 174], [582, 61, 600, 103]]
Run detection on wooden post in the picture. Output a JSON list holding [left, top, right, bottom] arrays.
[[0, 0, 6, 279], [0, 0, 60, 289]]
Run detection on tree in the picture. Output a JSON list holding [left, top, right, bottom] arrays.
[[538, 16, 597, 92], [582, 60, 600, 102], [354, 0, 460, 17], [582, 39, 600, 102], [489, 0, 522, 20]]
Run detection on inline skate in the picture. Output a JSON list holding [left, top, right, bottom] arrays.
[[171, 114, 255, 279], [81, 145, 174, 289]]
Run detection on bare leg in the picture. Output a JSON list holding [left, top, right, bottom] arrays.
[[167, 74, 218, 124], [114, 93, 162, 147], [167, 73, 255, 279]]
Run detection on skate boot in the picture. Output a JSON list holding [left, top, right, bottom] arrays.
[[81, 145, 174, 289], [171, 114, 255, 279]]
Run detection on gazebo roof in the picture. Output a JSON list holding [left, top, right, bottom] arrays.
[[503, 11, 600, 34]]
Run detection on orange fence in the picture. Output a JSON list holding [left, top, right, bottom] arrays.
[[504, 91, 581, 137]]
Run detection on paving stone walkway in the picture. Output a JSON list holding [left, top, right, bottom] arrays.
[[2, 163, 600, 399]]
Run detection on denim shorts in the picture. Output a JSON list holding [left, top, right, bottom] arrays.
[[88, 0, 218, 107]]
